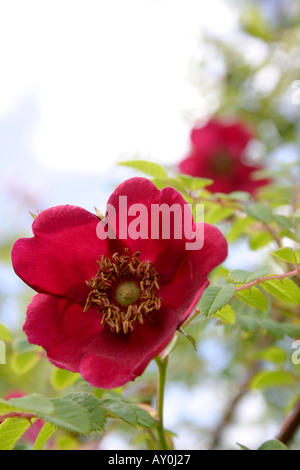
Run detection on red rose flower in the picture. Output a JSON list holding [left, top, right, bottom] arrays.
[[11, 177, 227, 389], [178, 119, 270, 194]]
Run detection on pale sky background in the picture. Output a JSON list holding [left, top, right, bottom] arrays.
[[0, 0, 238, 177]]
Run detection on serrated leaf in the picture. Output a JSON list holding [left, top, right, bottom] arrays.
[[245, 267, 272, 283], [257, 439, 288, 450], [33, 422, 56, 450], [272, 247, 299, 265], [118, 160, 167, 179], [235, 287, 268, 312], [229, 269, 253, 284], [229, 267, 271, 284], [43, 398, 91, 434], [245, 203, 273, 224], [8, 394, 54, 416], [261, 278, 300, 304], [199, 283, 236, 316], [128, 405, 155, 428], [250, 370, 297, 390], [64, 392, 106, 432], [100, 399, 137, 426], [213, 305, 236, 324], [50, 368, 80, 391], [0, 418, 32, 450]]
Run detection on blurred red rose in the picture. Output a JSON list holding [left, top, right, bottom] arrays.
[[11, 177, 228, 389], [178, 119, 270, 194]]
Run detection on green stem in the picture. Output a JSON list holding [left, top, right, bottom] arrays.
[[155, 356, 169, 450]]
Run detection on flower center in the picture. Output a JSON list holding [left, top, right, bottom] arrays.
[[210, 153, 235, 175], [84, 249, 161, 334], [115, 281, 140, 307]]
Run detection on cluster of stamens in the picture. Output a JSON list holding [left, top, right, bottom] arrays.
[[84, 249, 161, 334]]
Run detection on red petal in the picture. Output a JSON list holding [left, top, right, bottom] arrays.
[[106, 177, 193, 281], [79, 306, 179, 388], [159, 222, 228, 322], [23, 294, 102, 372], [11, 205, 120, 305]]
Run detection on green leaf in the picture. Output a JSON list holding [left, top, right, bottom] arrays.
[[175, 174, 213, 191], [10, 350, 40, 375], [0, 418, 32, 450], [249, 231, 273, 250], [64, 392, 106, 432], [227, 216, 254, 243], [229, 267, 271, 284], [227, 191, 251, 201], [128, 405, 155, 428], [273, 214, 292, 229], [235, 313, 260, 333], [257, 439, 288, 450], [235, 287, 268, 312], [100, 399, 137, 426], [33, 422, 56, 450], [280, 322, 300, 338], [205, 205, 235, 224], [43, 398, 91, 434], [261, 279, 300, 304], [118, 160, 167, 179], [272, 247, 299, 265], [260, 319, 286, 339], [8, 394, 54, 416], [0, 324, 12, 343], [245, 203, 273, 224], [0, 394, 93, 436], [213, 305, 236, 324], [258, 346, 287, 365], [50, 368, 80, 391], [44, 398, 91, 434], [199, 283, 236, 316], [250, 370, 297, 390], [236, 442, 251, 450]]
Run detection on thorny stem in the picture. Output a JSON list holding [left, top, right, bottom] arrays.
[[155, 356, 169, 450], [235, 267, 300, 292]]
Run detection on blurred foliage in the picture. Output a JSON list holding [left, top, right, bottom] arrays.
[[0, 0, 300, 451]]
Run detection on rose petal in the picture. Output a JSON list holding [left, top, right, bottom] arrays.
[[106, 177, 194, 281], [159, 222, 228, 322], [23, 293, 102, 371], [79, 306, 179, 388], [12, 205, 121, 305]]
